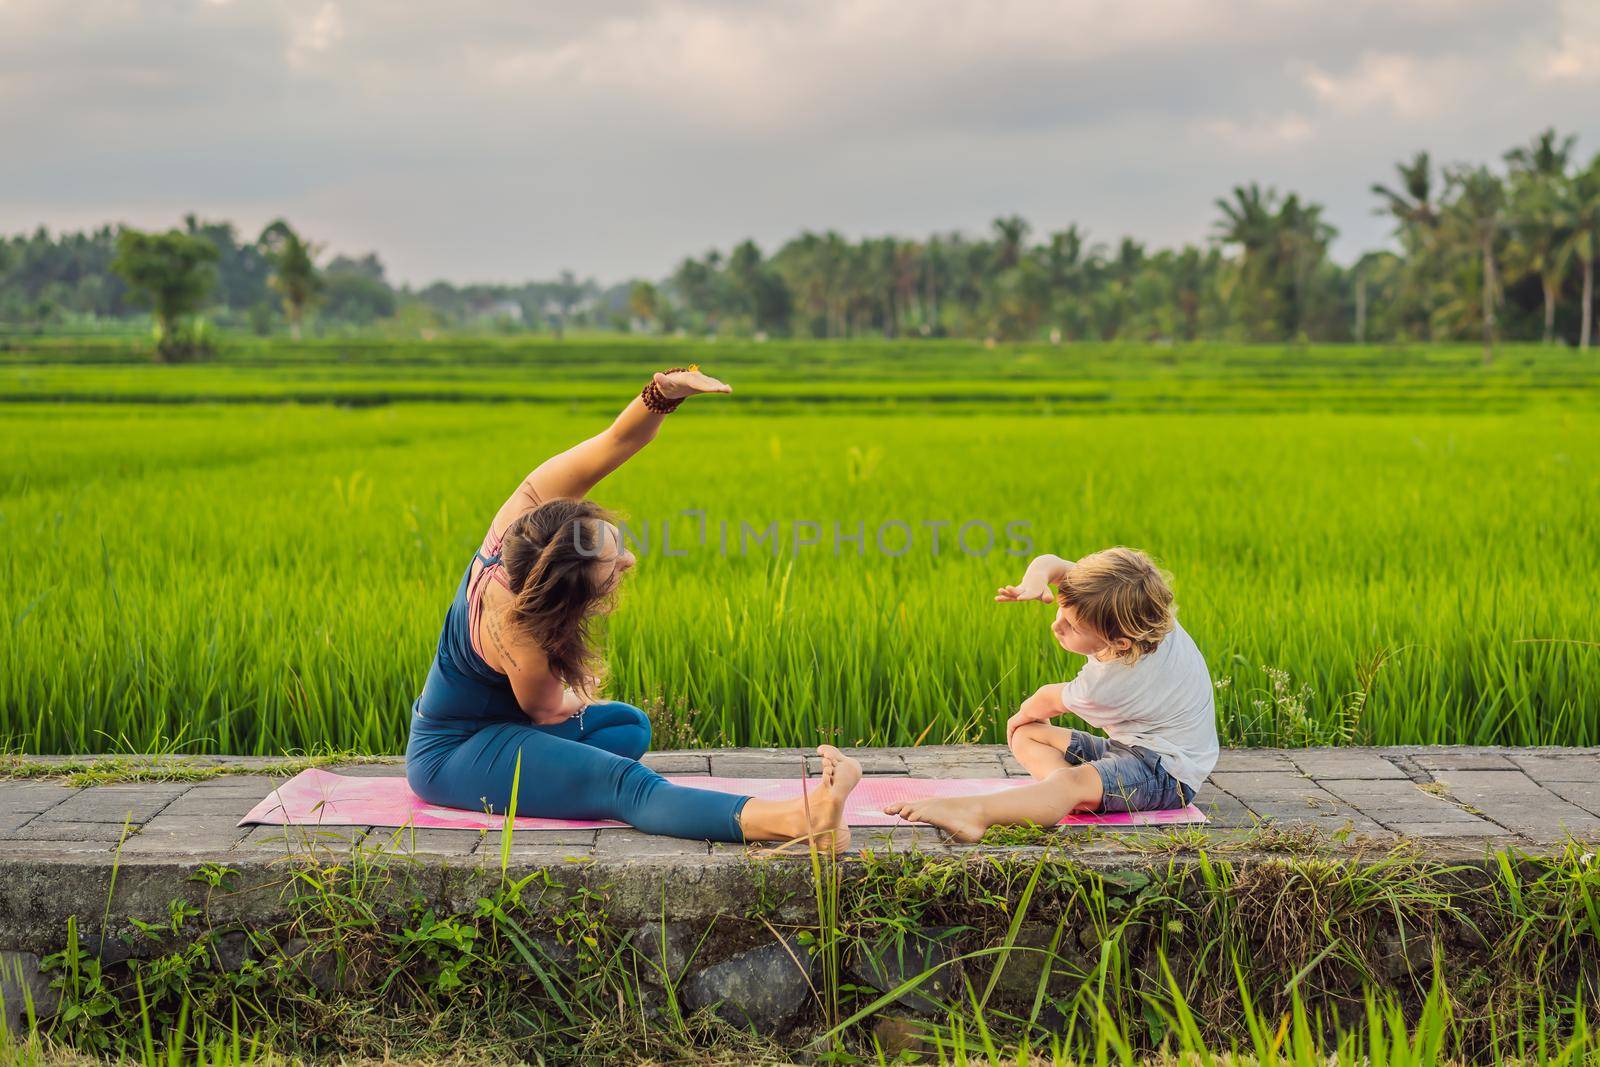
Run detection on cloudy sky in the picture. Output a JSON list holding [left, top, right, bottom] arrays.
[[4, 1, 1598, 285]]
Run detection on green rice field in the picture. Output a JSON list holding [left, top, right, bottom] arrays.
[[2, 340, 1597, 755]]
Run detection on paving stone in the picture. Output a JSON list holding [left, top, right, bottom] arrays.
[[0, 781, 80, 813], [804, 752, 910, 776], [326, 764, 406, 778], [1545, 780, 1600, 818], [1433, 770, 1546, 799], [1246, 797, 1354, 820], [474, 829, 597, 862], [642, 753, 712, 775], [1211, 750, 1296, 772], [184, 775, 292, 793], [5, 820, 138, 842], [478, 844, 596, 864], [906, 762, 1008, 779], [1362, 802, 1486, 825], [158, 792, 265, 817], [1421, 771, 1599, 838], [0, 838, 115, 854], [1293, 751, 1407, 780], [1000, 753, 1028, 777], [120, 816, 250, 854], [1318, 778, 1439, 797], [1414, 752, 1518, 772], [1386, 821, 1508, 839], [235, 824, 375, 854], [366, 827, 480, 856], [850, 826, 949, 853], [1256, 813, 1386, 836], [595, 830, 710, 859], [0, 811, 36, 834], [480, 829, 602, 848], [1508, 753, 1600, 782], [32, 786, 187, 823], [901, 753, 1004, 777], [1195, 794, 1253, 828], [903, 750, 1005, 769], [707, 841, 757, 861], [1475, 804, 1600, 839], [1209, 771, 1315, 796], [709, 754, 810, 778], [1319, 780, 1482, 823]]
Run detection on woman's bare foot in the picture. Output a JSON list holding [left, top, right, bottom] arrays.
[[738, 745, 863, 853], [795, 744, 862, 852], [883, 795, 991, 843]]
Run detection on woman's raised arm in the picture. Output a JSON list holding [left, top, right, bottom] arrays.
[[488, 367, 731, 533]]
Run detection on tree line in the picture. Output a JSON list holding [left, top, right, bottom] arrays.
[[3, 128, 1597, 355], [0, 215, 608, 355]]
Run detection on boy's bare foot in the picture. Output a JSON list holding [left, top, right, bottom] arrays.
[[883, 795, 991, 843]]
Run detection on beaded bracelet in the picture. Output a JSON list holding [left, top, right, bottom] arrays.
[[641, 365, 696, 414]]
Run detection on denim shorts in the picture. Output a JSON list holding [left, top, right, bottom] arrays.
[[1064, 731, 1195, 813]]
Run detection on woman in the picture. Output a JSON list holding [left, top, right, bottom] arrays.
[[405, 366, 861, 848]]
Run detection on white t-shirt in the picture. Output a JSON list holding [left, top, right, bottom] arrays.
[[1056, 621, 1218, 794]]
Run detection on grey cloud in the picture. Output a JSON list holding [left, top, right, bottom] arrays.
[[3, 0, 1597, 283]]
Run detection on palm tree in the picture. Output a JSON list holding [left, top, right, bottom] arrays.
[[1558, 155, 1600, 350], [1504, 128, 1575, 180], [1505, 129, 1576, 343], [1350, 251, 1382, 342], [258, 220, 321, 341], [1042, 226, 1089, 339], [1372, 151, 1441, 247], [1276, 194, 1336, 338], [1214, 183, 1277, 253], [1214, 184, 1333, 339], [990, 216, 1030, 273], [1214, 183, 1282, 338], [1372, 152, 1444, 340], [1443, 165, 1506, 362], [1507, 181, 1571, 344]]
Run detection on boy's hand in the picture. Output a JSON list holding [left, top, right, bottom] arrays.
[[995, 582, 1052, 603], [1007, 684, 1065, 742], [996, 554, 1075, 603], [1006, 710, 1038, 743]]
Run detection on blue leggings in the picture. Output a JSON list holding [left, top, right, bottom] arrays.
[[405, 701, 748, 842]]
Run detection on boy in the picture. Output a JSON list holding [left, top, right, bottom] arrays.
[[885, 547, 1217, 842]]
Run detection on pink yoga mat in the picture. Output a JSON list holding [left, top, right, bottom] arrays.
[[240, 768, 1206, 831]]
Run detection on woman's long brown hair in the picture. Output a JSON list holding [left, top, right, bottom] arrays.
[[498, 498, 619, 691]]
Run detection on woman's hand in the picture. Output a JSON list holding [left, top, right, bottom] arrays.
[[561, 685, 596, 716], [528, 700, 577, 725], [525, 687, 590, 726], [654, 366, 732, 400]]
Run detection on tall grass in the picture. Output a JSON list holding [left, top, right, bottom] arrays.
[[3, 388, 1596, 754]]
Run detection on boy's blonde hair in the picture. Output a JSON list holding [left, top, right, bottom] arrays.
[[1057, 547, 1175, 664]]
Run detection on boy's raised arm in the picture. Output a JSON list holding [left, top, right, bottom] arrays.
[[995, 553, 1076, 603]]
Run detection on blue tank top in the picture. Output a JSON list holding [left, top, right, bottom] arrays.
[[413, 535, 525, 724]]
